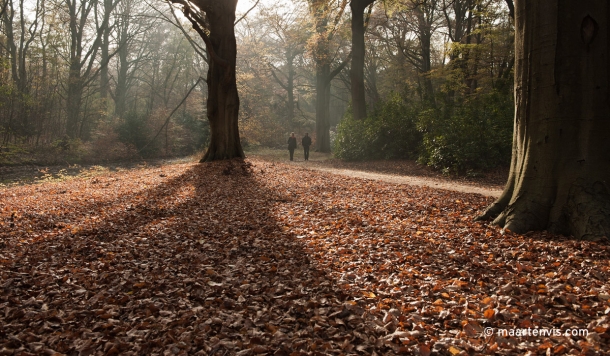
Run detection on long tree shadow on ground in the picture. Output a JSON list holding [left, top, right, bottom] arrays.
[[0, 160, 371, 355], [1, 159, 609, 355]]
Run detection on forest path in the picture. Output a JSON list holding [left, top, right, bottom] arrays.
[[298, 165, 503, 198], [247, 148, 505, 198]]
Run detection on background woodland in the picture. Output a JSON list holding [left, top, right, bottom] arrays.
[[0, 0, 513, 173]]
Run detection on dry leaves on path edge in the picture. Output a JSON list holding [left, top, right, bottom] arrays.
[[0, 158, 608, 355]]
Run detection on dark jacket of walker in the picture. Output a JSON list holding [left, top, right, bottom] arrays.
[[302, 136, 312, 148], [287, 137, 297, 150]]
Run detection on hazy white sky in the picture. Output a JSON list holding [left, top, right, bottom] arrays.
[[236, 0, 263, 14], [237, 0, 293, 14]]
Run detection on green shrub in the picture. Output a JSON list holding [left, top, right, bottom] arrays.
[[417, 90, 513, 173], [334, 93, 421, 160], [334, 88, 513, 173]]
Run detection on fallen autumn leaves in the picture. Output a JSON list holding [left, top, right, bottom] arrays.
[[0, 159, 608, 355]]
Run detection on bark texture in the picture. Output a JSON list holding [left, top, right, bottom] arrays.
[[178, 0, 244, 161], [477, 0, 610, 240], [200, 1, 243, 162]]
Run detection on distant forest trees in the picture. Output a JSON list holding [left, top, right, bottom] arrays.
[[332, 0, 514, 172], [0, 0, 514, 171], [0, 0, 209, 162]]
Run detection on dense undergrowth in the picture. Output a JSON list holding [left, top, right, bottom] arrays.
[[335, 89, 514, 174], [0, 112, 208, 167]]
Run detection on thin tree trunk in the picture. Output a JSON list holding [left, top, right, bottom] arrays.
[[66, 61, 83, 139], [315, 63, 331, 152], [286, 52, 295, 123], [418, 9, 434, 105], [99, 0, 113, 114], [350, 0, 374, 121], [114, 44, 129, 119]]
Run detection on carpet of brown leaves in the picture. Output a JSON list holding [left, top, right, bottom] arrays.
[[0, 158, 608, 355]]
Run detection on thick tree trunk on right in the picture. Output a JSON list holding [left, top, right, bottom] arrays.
[[477, 0, 610, 240]]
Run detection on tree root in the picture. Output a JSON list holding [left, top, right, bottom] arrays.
[[475, 179, 514, 223], [477, 178, 610, 241]]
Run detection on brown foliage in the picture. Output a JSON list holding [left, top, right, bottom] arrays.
[[0, 159, 608, 355]]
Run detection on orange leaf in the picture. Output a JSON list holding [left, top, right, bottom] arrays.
[[448, 346, 462, 355]]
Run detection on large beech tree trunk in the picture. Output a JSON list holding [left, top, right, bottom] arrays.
[[478, 0, 610, 240], [200, 2, 243, 162], [174, 0, 243, 162]]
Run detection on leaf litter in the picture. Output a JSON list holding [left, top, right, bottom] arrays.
[[0, 158, 608, 355]]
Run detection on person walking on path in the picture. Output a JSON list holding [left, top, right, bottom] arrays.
[[287, 132, 297, 161], [301, 133, 312, 161]]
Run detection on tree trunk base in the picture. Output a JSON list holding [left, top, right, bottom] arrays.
[[200, 146, 245, 162], [563, 181, 610, 240], [477, 180, 610, 241]]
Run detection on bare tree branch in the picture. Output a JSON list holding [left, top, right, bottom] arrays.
[[235, 0, 260, 25], [328, 51, 352, 83], [169, 0, 230, 67]]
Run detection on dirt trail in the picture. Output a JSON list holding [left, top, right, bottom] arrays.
[[0, 147, 502, 197], [300, 165, 503, 198], [247, 148, 506, 197]]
